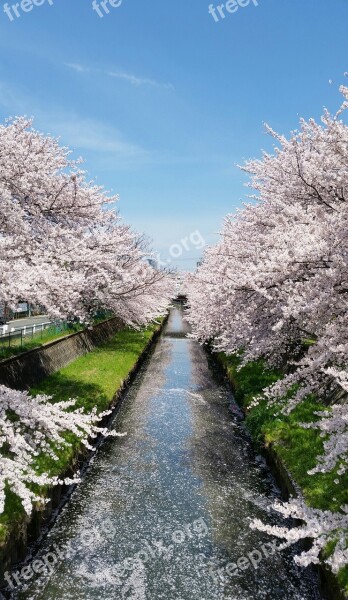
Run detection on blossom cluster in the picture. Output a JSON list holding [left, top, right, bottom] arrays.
[[0, 385, 126, 515], [187, 82, 348, 571], [250, 500, 348, 574], [0, 118, 173, 514]]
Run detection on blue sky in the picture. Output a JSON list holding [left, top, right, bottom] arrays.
[[0, 0, 347, 269]]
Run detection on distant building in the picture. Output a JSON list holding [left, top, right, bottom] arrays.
[[0, 301, 43, 323], [147, 258, 158, 269]]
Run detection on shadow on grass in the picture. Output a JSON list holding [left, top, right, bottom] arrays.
[[32, 373, 111, 413]]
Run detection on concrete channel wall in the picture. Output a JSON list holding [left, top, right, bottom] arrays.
[[0, 317, 123, 389]]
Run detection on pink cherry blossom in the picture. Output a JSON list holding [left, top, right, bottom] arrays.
[[187, 81, 348, 570], [0, 118, 172, 514]]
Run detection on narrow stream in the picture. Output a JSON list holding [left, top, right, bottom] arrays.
[[11, 307, 323, 600]]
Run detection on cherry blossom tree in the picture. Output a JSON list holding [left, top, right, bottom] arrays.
[[0, 117, 172, 514], [188, 82, 348, 413], [0, 116, 171, 324], [187, 81, 348, 570]]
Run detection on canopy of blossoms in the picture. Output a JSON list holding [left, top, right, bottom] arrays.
[[0, 118, 172, 514], [187, 83, 348, 571]]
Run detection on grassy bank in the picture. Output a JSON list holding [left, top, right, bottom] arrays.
[[0, 323, 83, 360], [218, 352, 348, 594], [0, 322, 161, 547], [0, 313, 114, 360]]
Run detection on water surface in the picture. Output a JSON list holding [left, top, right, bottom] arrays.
[[11, 307, 323, 600]]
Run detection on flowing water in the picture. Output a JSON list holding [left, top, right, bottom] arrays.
[[9, 307, 323, 600]]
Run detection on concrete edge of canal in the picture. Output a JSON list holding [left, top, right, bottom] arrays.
[[0, 313, 169, 590], [210, 350, 348, 600]]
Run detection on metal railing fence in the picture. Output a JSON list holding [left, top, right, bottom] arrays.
[[0, 321, 71, 358]]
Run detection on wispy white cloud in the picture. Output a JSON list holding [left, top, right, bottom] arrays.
[[107, 71, 174, 90], [64, 63, 90, 74], [36, 113, 151, 172], [64, 61, 174, 90], [0, 79, 227, 171], [0, 79, 149, 168], [48, 115, 147, 159]]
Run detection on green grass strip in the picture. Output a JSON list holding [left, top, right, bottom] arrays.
[[0, 323, 159, 545], [218, 352, 348, 593]]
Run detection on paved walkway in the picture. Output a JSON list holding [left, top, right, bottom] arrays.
[[6, 315, 50, 330]]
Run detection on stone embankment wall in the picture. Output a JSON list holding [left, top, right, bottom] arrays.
[[0, 318, 123, 389]]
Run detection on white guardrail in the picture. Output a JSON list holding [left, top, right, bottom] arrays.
[[0, 321, 53, 338]]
